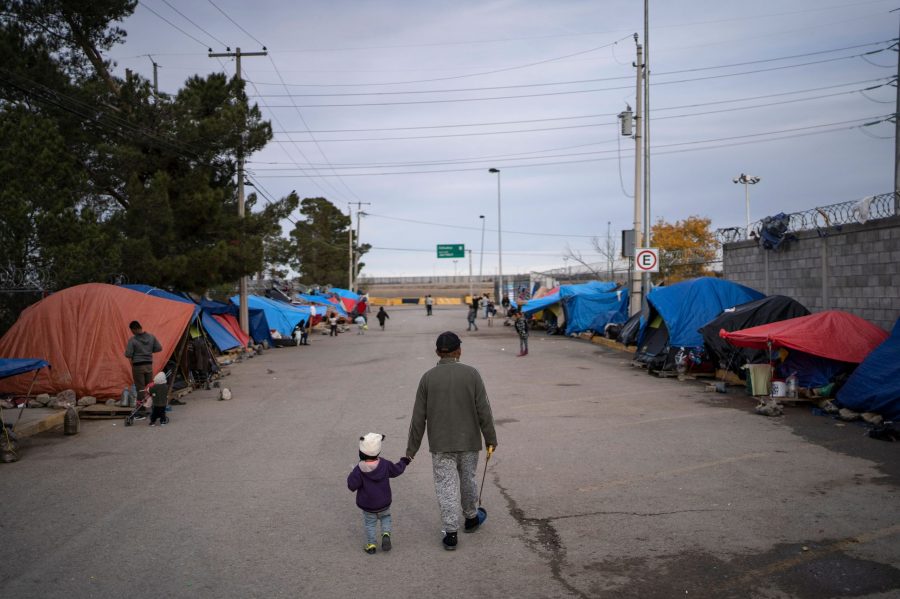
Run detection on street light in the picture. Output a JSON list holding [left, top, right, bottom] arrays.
[[478, 215, 486, 285], [453, 259, 459, 278], [488, 168, 502, 301], [733, 173, 761, 239]]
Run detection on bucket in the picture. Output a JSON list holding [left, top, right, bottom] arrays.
[[743, 364, 773, 396], [770, 380, 787, 398]]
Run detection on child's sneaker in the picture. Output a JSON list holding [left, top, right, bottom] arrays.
[[381, 532, 392, 551], [442, 531, 457, 551], [364, 543, 376, 555]]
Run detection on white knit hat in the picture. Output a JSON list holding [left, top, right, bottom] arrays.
[[153, 372, 167, 385], [359, 432, 384, 457]]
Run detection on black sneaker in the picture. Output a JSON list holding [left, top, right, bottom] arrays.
[[464, 509, 487, 533], [364, 543, 376, 554], [442, 531, 458, 551], [381, 533, 392, 552]]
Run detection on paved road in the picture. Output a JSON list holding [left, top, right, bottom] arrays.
[[2, 306, 899, 598]]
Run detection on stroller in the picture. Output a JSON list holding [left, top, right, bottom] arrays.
[[124, 384, 152, 427]]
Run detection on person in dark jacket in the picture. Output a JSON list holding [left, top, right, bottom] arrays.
[[514, 310, 529, 356], [124, 321, 162, 417], [347, 432, 409, 554], [376, 307, 390, 331], [407, 332, 497, 551]]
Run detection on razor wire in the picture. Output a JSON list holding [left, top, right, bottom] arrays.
[[716, 191, 898, 243]]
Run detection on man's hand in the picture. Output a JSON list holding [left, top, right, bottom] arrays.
[[486, 445, 495, 457], [400, 456, 412, 465]]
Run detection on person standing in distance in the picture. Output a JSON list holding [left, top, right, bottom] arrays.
[[406, 331, 497, 551], [124, 320, 162, 416]]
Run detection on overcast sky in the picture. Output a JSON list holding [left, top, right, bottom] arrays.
[[109, 0, 898, 277]]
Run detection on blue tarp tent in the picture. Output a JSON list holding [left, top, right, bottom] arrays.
[[298, 294, 348, 317], [231, 295, 311, 337], [634, 277, 763, 371], [124, 286, 246, 351], [640, 278, 764, 349], [522, 292, 561, 316], [196, 298, 273, 347], [836, 318, 900, 420], [587, 288, 630, 334], [560, 282, 619, 335], [0, 358, 50, 380]]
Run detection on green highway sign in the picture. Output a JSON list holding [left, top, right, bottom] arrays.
[[437, 244, 465, 258]]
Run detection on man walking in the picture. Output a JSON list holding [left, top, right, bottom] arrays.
[[406, 332, 497, 551], [124, 321, 162, 417]]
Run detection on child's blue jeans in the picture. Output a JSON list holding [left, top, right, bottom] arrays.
[[362, 508, 392, 545]]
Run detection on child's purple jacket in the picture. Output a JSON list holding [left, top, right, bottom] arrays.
[[347, 458, 408, 512]]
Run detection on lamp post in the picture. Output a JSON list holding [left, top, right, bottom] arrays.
[[453, 259, 459, 278], [733, 173, 761, 238], [488, 168, 502, 302], [478, 215, 486, 285]]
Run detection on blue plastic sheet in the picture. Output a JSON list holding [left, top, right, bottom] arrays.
[[836, 318, 900, 420], [231, 295, 311, 337], [0, 358, 50, 380]]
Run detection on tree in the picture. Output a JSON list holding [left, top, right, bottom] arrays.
[[289, 198, 370, 287], [0, 1, 297, 303], [650, 216, 718, 283]]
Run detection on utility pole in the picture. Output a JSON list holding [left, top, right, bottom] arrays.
[[642, 0, 652, 302], [894, 8, 900, 212], [607, 221, 613, 281], [349, 201, 371, 292], [468, 249, 474, 301], [347, 204, 354, 290], [630, 35, 644, 317], [147, 55, 159, 98], [209, 47, 267, 336]]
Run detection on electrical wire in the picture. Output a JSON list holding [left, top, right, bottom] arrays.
[[364, 213, 597, 239], [262, 82, 887, 145], [159, 0, 227, 49], [206, 0, 266, 48], [265, 55, 364, 203], [248, 115, 889, 177], [251, 77, 887, 136], [140, 3, 210, 49], [254, 50, 889, 109]]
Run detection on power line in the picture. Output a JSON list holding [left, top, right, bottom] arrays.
[[206, 0, 266, 48], [265, 55, 364, 203], [254, 50, 890, 109], [260, 82, 888, 146], [364, 213, 598, 239], [248, 115, 889, 177], [255, 77, 888, 134], [140, 3, 210, 49], [246, 40, 891, 90], [159, 0, 227, 49]]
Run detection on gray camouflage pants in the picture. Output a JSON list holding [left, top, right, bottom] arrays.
[[431, 451, 480, 533]]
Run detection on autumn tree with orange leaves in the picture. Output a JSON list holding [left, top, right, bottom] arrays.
[[650, 216, 718, 283]]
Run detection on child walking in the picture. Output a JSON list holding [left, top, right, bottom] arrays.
[[376, 307, 389, 331], [514, 310, 529, 357], [347, 433, 410, 554]]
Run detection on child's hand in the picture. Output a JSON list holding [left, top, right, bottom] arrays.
[[400, 456, 411, 465]]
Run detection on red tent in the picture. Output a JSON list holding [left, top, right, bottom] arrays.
[[719, 310, 888, 364], [212, 313, 250, 347], [0, 283, 194, 398]]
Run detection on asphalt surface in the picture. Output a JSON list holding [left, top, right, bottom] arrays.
[[2, 305, 898, 598]]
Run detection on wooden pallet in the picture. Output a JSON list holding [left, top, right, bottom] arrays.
[[79, 403, 134, 419]]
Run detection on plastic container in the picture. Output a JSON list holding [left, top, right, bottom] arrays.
[[770, 380, 787, 398], [743, 364, 773, 396], [785, 373, 798, 399]]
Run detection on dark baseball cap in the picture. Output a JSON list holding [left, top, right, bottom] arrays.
[[436, 331, 461, 352]]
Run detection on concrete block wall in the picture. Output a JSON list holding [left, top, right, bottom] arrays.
[[723, 215, 900, 330]]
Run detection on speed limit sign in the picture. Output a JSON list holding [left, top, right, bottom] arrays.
[[635, 248, 659, 272]]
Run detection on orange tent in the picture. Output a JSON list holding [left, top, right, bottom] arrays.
[[0, 283, 195, 398]]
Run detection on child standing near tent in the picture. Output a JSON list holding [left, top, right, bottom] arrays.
[[329, 313, 339, 337], [148, 372, 169, 426], [514, 311, 529, 357], [347, 433, 410, 554], [376, 307, 390, 331]]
